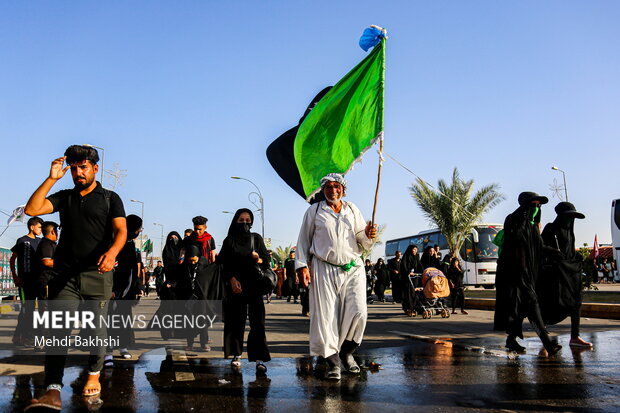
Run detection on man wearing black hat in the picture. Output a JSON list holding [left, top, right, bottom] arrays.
[[538, 202, 592, 348], [493, 192, 562, 356]]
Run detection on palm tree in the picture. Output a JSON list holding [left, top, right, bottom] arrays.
[[273, 245, 294, 264], [409, 167, 504, 256]]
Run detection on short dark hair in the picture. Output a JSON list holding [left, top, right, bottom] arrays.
[[184, 229, 193, 236], [192, 216, 208, 226], [64, 145, 100, 165], [157, 260, 162, 263], [42, 221, 59, 236], [27, 217, 44, 228]]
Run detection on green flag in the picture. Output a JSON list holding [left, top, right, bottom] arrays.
[[142, 239, 153, 254], [294, 38, 385, 201]]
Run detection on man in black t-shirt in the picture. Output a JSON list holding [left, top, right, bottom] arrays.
[[283, 251, 299, 303], [24, 145, 127, 411], [10, 216, 43, 346], [35, 221, 59, 299]]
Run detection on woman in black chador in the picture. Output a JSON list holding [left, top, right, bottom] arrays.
[[400, 245, 424, 316], [218, 208, 271, 374], [493, 192, 562, 356], [447, 256, 467, 315], [538, 202, 592, 348], [420, 246, 440, 269], [373, 258, 390, 302]]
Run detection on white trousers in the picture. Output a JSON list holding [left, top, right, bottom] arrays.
[[309, 260, 367, 358]]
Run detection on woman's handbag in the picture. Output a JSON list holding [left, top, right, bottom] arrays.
[[251, 234, 277, 295]]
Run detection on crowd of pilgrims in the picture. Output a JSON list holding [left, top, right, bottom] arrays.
[[364, 244, 468, 315]]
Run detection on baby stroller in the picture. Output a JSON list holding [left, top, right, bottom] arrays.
[[407, 267, 451, 319]]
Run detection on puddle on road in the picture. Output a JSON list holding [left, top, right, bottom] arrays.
[[1, 331, 619, 412]]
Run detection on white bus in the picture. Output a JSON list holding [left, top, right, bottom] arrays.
[[384, 224, 503, 288], [611, 199, 620, 278]]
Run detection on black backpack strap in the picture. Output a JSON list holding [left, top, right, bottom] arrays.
[[102, 188, 112, 215]]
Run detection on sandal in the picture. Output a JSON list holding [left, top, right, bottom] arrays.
[[82, 377, 101, 397], [231, 357, 241, 368], [24, 401, 62, 411], [256, 361, 267, 374]]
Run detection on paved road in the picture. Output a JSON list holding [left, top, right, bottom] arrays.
[[1, 297, 619, 412]]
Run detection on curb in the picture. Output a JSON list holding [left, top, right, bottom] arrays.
[[465, 298, 620, 320]]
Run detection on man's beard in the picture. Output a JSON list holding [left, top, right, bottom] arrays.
[[73, 177, 93, 189], [325, 196, 342, 205]]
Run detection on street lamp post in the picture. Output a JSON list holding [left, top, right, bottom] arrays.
[[551, 166, 568, 201], [231, 176, 264, 238], [84, 144, 105, 187], [153, 222, 164, 257], [130, 199, 145, 222]]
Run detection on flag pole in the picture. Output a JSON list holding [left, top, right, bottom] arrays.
[[370, 33, 386, 227], [371, 135, 384, 227]]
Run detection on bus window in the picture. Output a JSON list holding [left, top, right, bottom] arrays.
[[459, 234, 475, 262], [398, 239, 410, 252], [474, 227, 500, 262], [425, 233, 439, 249], [410, 235, 426, 250], [437, 233, 449, 250], [615, 200, 620, 231], [385, 241, 399, 257]]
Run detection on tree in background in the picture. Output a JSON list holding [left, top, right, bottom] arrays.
[[273, 245, 294, 265], [578, 244, 599, 290], [409, 167, 504, 256]]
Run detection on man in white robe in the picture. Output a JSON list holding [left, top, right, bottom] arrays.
[[295, 173, 377, 380]]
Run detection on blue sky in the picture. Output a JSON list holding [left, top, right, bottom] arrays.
[[1, 1, 619, 257]]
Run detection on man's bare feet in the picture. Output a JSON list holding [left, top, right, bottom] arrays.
[[27, 389, 62, 411], [569, 336, 593, 348], [82, 373, 101, 396]]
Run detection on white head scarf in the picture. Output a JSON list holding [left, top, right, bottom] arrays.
[[320, 173, 347, 190]]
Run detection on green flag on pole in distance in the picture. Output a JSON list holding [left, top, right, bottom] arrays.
[[293, 32, 385, 201], [142, 239, 153, 255]]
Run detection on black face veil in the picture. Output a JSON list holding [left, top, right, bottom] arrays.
[[227, 208, 254, 237]]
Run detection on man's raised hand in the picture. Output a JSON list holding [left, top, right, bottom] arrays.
[[365, 222, 378, 239], [50, 157, 70, 181]]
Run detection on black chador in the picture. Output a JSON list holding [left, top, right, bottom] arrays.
[[400, 245, 423, 315], [538, 202, 591, 347], [493, 192, 561, 355], [372, 259, 390, 302]]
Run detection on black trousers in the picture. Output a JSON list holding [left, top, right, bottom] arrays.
[[299, 287, 310, 314], [223, 293, 271, 362], [451, 287, 465, 311], [507, 300, 552, 346], [44, 270, 112, 387], [14, 280, 40, 342]]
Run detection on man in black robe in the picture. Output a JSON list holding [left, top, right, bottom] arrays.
[[493, 192, 561, 356], [538, 202, 592, 348]]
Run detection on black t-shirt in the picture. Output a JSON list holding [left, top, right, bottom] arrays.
[[11, 235, 41, 278], [47, 183, 125, 273], [35, 237, 57, 284], [284, 258, 296, 279]]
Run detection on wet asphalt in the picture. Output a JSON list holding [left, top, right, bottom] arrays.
[[2, 329, 619, 413]]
